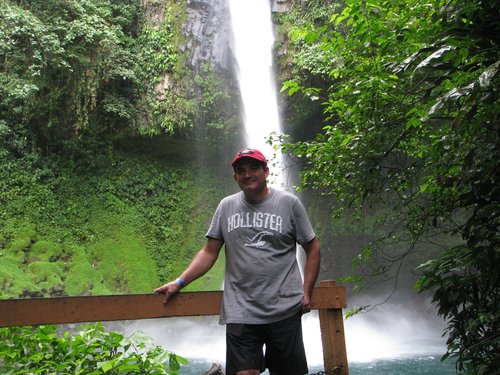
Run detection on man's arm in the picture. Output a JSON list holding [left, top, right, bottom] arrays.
[[301, 237, 321, 312], [154, 237, 224, 304]]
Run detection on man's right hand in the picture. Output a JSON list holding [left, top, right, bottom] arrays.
[[153, 238, 223, 304], [154, 281, 182, 304]]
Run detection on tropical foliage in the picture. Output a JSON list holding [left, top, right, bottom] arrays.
[[0, 323, 187, 374], [0, 0, 197, 155], [0, 145, 226, 298], [0, 0, 140, 154], [278, 0, 499, 373]]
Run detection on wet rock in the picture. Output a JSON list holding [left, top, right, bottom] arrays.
[[202, 362, 224, 375], [185, 0, 233, 72], [21, 289, 44, 298], [50, 284, 65, 297]]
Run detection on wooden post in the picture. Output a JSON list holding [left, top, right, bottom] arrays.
[[318, 280, 349, 374]]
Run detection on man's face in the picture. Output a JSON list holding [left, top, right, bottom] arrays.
[[233, 159, 269, 198]]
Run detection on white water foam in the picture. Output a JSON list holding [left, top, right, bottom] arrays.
[[122, 304, 447, 368], [228, 0, 283, 187]]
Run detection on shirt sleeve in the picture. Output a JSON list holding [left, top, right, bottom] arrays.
[[206, 200, 224, 239], [292, 198, 316, 245]]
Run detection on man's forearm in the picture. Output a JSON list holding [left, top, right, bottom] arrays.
[[154, 238, 223, 303], [179, 247, 219, 285], [303, 238, 321, 299]]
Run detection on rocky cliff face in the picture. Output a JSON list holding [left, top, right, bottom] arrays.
[[144, 0, 289, 78], [183, 0, 291, 72], [184, 0, 234, 73]]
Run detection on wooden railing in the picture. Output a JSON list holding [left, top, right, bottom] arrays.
[[0, 280, 348, 374]]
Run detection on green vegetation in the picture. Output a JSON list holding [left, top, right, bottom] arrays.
[[136, 4, 194, 135], [0, 0, 198, 155], [277, 0, 499, 372], [0, 0, 232, 299], [0, 0, 141, 152], [0, 145, 226, 298], [0, 323, 187, 374]]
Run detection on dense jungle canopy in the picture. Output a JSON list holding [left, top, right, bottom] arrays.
[[0, 0, 498, 373]]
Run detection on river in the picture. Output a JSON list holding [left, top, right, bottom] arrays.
[[181, 357, 455, 375]]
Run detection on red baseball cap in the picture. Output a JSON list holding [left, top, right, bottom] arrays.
[[231, 148, 268, 167]]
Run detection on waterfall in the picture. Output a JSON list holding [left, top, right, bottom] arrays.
[[228, 0, 283, 187]]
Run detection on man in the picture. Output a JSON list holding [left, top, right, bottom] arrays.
[[155, 148, 321, 375]]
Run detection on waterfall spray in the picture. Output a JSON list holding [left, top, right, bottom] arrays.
[[228, 0, 283, 187]]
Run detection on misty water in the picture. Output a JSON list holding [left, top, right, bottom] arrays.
[[114, 303, 456, 374], [228, 0, 284, 188]]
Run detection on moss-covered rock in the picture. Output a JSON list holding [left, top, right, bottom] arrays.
[[0, 145, 226, 299], [65, 259, 110, 296], [29, 240, 64, 262], [5, 227, 36, 254], [27, 261, 64, 285], [0, 255, 35, 298], [87, 233, 159, 294]]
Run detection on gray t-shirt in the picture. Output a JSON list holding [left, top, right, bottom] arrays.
[[206, 188, 316, 324]]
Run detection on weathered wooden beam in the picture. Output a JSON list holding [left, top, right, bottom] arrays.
[[318, 280, 349, 375], [0, 292, 221, 327], [0, 285, 346, 327]]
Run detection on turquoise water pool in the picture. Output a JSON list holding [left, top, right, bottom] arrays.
[[180, 354, 456, 375]]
